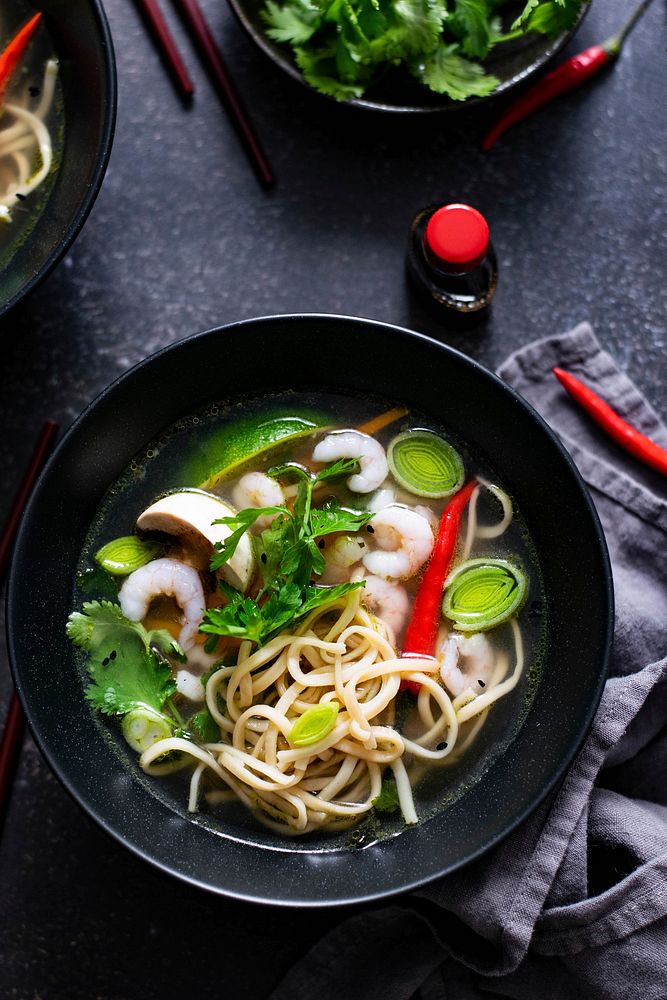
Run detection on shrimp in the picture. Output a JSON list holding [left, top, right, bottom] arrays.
[[439, 632, 495, 698], [312, 430, 388, 493], [176, 644, 220, 702], [232, 472, 285, 531], [362, 505, 434, 580], [320, 534, 368, 584], [367, 488, 396, 513], [119, 558, 205, 651], [358, 574, 409, 646]]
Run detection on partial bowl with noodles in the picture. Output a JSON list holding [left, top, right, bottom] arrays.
[[7, 315, 613, 906], [0, 1, 116, 319]]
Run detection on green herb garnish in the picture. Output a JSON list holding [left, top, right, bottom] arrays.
[[261, 0, 586, 102], [67, 601, 183, 717], [372, 776, 400, 813], [200, 459, 374, 647], [188, 708, 221, 743]]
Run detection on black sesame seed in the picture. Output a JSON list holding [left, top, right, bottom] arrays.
[[29, 85, 40, 97], [260, 553, 267, 564], [109, 650, 117, 660], [15, 193, 26, 201], [358, 541, 364, 548], [101, 657, 110, 667], [478, 680, 486, 688], [437, 741, 448, 750], [318, 539, 325, 549], [366, 525, 375, 534]]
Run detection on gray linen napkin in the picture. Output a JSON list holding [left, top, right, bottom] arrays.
[[270, 323, 667, 1000]]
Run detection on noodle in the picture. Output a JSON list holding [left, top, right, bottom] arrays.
[[139, 588, 525, 834], [0, 58, 58, 223]]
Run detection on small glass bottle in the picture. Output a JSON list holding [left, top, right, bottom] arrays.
[[407, 203, 498, 324]]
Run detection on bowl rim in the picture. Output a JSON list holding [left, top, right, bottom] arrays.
[[6, 313, 614, 906], [0, 0, 118, 319], [225, 0, 588, 114]]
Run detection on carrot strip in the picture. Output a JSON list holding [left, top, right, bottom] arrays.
[[357, 407, 408, 437]]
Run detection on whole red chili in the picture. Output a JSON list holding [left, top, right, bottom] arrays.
[[401, 479, 477, 693], [482, 0, 656, 151], [0, 13, 43, 105], [553, 367, 667, 477]]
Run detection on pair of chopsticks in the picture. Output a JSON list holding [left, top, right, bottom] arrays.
[[134, 0, 275, 189], [0, 420, 59, 836]]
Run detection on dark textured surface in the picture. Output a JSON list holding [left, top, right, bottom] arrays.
[[0, 0, 665, 996]]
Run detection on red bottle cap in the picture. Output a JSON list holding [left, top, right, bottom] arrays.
[[424, 204, 490, 274]]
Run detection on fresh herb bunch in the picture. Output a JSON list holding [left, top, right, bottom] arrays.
[[200, 458, 374, 647], [261, 0, 586, 101], [67, 600, 220, 745]]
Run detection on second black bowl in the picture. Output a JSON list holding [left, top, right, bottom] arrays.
[[0, 0, 116, 319]]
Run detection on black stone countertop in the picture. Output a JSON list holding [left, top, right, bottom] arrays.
[[1, 0, 665, 996]]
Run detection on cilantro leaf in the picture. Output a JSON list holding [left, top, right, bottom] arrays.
[[294, 45, 367, 100], [448, 0, 493, 59], [260, 0, 584, 101], [512, 0, 583, 34], [188, 708, 220, 743], [309, 497, 374, 538], [263, 0, 322, 43], [299, 581, 365, 617], [413, 42, 499, 99], [200, 587, 267, 644], [313, 457, 360, 483], [67, 600, 186, 662], [372, 776, 400, 813], [67, 602, 179, 717], [211, 507, 284, 569]]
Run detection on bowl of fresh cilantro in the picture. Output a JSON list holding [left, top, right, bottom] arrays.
[[227, 0, 588, 111]]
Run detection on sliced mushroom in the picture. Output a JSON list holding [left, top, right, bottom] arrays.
[[136, 489, 255, 593]]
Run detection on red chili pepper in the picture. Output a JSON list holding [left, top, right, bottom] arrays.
[[553, 367, 667, 477], [0, 13, 43, 105], [401, 479, 477, 693], [482, 0, 656, 151]]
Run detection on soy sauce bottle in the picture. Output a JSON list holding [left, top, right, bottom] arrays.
[[407, 203, 498, 325]]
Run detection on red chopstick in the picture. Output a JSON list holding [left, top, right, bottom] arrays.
[[0, 419, 59, 836], [133, 0, 195, 99], [172, 0, 275, 189]]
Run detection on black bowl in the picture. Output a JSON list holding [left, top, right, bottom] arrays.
[[7, 315, 612, 906], [0, 0, 116, 319], [227, 0, 587, 113]]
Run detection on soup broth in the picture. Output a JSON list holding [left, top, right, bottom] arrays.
[[71, 391, 546, 847], [0, 7, 62, 267]]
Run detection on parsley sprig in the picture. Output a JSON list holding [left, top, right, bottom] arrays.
[[200, 459, 374, 648]]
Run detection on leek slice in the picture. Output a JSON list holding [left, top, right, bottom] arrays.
[[388, 430, 464, 498], [288, 703, 339, 747], [443, 558, 527, 632], [95, 535, 162, 576], [122, 706, 173, 753]]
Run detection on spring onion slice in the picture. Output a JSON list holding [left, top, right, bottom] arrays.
[[95, 535, 162, 575], [288, 703, 339, 747], [442, 558, 527, 632], [122, 706, 173, 753], [388, 430, 464, 498]]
